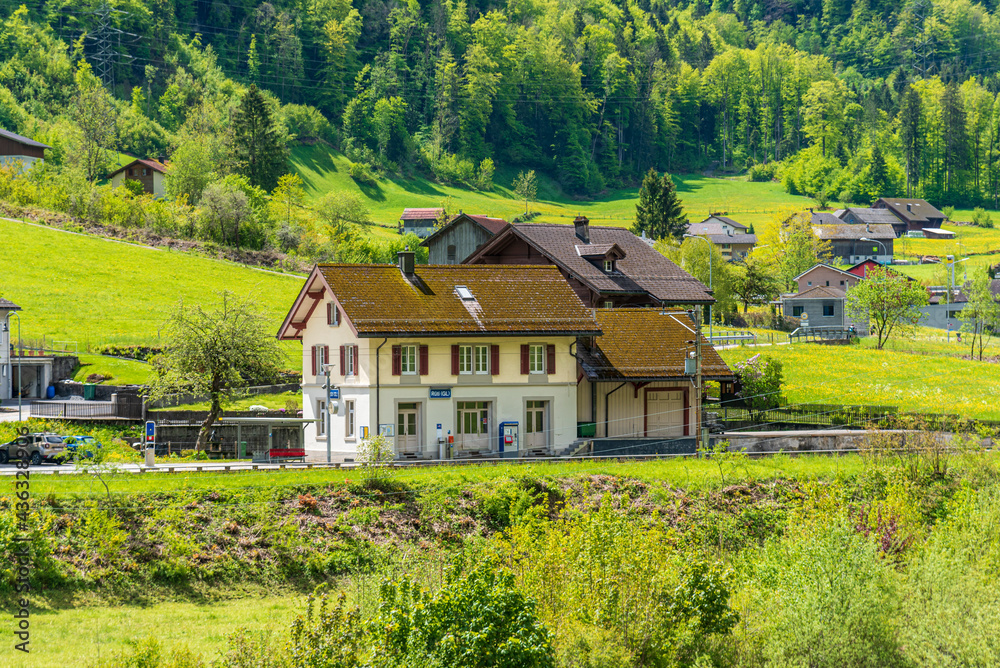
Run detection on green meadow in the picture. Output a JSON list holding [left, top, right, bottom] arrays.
[[291, 145, 814, 228], [720, 341, 1000, 420], [0, 218, 305, 352]]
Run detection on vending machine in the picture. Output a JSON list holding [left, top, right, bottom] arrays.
[[498, 421, 519, 453]]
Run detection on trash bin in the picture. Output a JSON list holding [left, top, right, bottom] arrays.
[[83, 383, 96, 401], [46, 385, 55, 399], [577, 422, 596, 438], [144, 444, 156, 467], [239, 441, 247, 459]]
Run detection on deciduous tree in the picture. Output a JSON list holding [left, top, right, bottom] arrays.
[[959, 272, 1000, 361], [151, 292, 283, 451], [845, 266, 928, 349]]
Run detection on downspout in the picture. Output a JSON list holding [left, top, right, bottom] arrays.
[[604, 382, 627, 439], [376, 338, 387, 438]]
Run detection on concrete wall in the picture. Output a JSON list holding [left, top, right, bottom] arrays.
[[796, 266, 858, 293], [920, 303, 964, 331]]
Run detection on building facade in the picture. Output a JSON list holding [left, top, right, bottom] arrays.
[[278, 256, 600, 461], [1, 298, 19, 400], [109, 159, 167, 197], [421, 213, 507, 264], [0, 128, 49, 170], [398, 208, 445, 238]]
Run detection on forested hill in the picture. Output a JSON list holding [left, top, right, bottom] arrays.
[[5, 0, 1000, 205]]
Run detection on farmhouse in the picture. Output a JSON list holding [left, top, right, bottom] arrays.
[[421, 212, 508, 264], [278, 253, 601, 461], [399, 208, 445, 238], [873, 198, 947, 233], [837, 207, 906, 237], [576, 309, 733, 448], [812, 223, 895, 264], [109, 158, 167, 198], [0, 128, 49, 170], [792, 264, 860, 294], [464, 216, 714, 308], [686, 216, 757, 261]]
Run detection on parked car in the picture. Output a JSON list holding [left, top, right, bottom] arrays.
[[63, 435, 103, 459], [0, 433, 68, 465]]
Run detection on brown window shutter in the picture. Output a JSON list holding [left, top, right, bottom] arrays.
[[490, 345, 500, 376], [546, 344, 556, 374], [311, 346, 317, 376], [323, 346, 330, 374], [521, 344, 529, 374], [339, 345, 346, 375], [353, 345, 359, 375], [419, 345, 429, 375], [391, 345, 401, 375], [451, 345, 460, 375], [327, 303, 337, 325]]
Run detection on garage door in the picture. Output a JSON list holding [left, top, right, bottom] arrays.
[[645, 390, 685, 438]]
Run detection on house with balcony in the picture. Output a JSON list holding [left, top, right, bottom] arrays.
[[464, 216, 714, 308], [278, 252, 601, 461]]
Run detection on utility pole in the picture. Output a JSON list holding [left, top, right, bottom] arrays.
[[82, 1, 137, 90], [323, 363, 333, 463]]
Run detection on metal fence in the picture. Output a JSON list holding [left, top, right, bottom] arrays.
[[707, 402, 1000, 432], [30, 398, 143, 421]]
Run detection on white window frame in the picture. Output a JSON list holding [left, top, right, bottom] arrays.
[[314, 345, 329, 378], [474, 345, 489, 374], [345, 346, 357, 377], [603, 300, 614, 309], [604, 259, 614, 272], [317, 399, 327, 437], [400, 344, 417, 374], [345, 400, 356, 439], [327, 302, 340, 326], [528, 344, 545, 374], [458, 345, 473, 374]]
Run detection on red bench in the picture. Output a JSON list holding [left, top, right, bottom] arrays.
[[269, 448, 306, 462]]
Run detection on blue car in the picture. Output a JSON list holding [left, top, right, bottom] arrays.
[[63, 435, 103, 459]]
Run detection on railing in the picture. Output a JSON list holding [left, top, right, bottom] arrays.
[[789, 327, 855, 343], [705, 402, 1000, 432], [30, 399, 143, 421], [708, 331, 757, 345]]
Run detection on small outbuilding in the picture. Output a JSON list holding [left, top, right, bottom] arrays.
[[109, 158, 168, 198], [0, 128, 49, 170], [421, 212, 508, 264], [399, 208, 446, 238]]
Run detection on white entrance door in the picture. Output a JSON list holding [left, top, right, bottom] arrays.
[[456, 401, 491, 452], [397, 403, 420, 454], [525, 400, 547, 449], [646, 390, 685, 438]]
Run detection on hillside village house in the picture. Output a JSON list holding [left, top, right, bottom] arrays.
[[1, 298, 20, 401], [399, 208, 445, 238], [686, 216, 757, 261], [421, 212, 508, 264], [813, 223, 895, 265], [873, 198, 947, 234], [576, 309, 733, 448], [781, 264, 863, 332], [464, 217, 714, 308], [0, 128, 50, 170], [278, 254, 601, 461], [835, 207, 907, 237], [109, 158, 167, 198]]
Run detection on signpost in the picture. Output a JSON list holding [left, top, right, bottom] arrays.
[[144, 421, 156, 467]]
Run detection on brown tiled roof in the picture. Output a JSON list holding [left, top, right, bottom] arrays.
[[420, 213, 508, 247], [401, 208, 445, 221], [0, 297, 21, 310], [877, 198, 946, 223], [784, 286, 847, 300], [813, 223, 896, 240], [466, 223, 714, 304], [466, 215, 508, 234], [110, 158, 167, 177], [295, 264, 601, 337], [578, 309, 733, 381]]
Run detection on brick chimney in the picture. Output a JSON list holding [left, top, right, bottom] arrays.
[[574, 216, 590, 243]]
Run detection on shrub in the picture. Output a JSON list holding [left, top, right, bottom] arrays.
[[972, 207, 994, 228], [348, 161, 377, 185], [476, 157, 496, 190], [286, 588, 365, 668], [942, 205, 956, 219], [748, 161, 779, 182]]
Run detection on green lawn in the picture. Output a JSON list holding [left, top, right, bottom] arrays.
[[72, 353, 152, 385], [6, 594, 307, 668], [150, 390, 302, 412], [0, 218, 305, 354], [291, 145, 815, 228], [720, 342, 1000, 419]]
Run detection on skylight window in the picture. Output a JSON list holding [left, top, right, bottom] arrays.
[[455, 285, 475, 300]]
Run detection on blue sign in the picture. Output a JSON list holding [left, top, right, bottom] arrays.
[[329, 387, 340, 400], [145, 420, 156, 443], [430, 388, 452, 399]]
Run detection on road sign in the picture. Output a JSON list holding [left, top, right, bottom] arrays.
[[329, 387, 340, 400], [145, 421, 156, 443], [430, 388, 451, 399]]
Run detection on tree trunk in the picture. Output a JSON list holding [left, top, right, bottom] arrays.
[[196, 389, 223, 451]]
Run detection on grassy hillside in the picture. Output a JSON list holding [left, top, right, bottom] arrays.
[[0, 218, 304, 353], [291, 145, 816, 228], [720, 342, 1000, 419]]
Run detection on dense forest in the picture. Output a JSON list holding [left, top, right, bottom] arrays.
[[6, 0, 1000, 204]]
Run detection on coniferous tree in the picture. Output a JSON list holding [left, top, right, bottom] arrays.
[[631, 168, 688, 241], [899, 87, 922, 196], [230, 85, 288, 191], [869, 142, 889, 198], [941, 82, 968, 195]]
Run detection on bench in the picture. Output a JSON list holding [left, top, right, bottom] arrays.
[[268, 448, 306, 463]]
